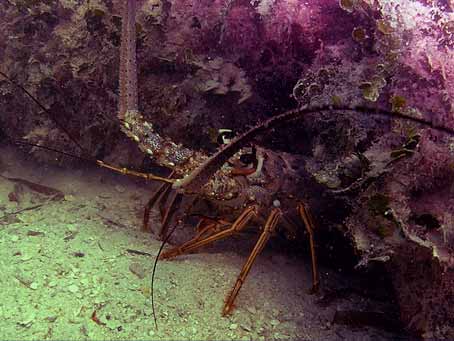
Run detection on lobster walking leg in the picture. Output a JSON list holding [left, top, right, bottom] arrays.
[[159, 205, 258, 259], [159, 191, 183, 239], [298, 203, 320, 293], [223, 208, 282, 316], [143, 180, 173, 233], [194, 216, 231, 237], [143, 170, 175, 232]]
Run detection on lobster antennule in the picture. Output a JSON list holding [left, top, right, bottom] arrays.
[[116, 0, 204, 171], [119, 0, 139, 120]]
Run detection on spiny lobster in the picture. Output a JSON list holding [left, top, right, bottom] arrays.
[[2, 0, 454, 322], [107, 0, 454, 318]]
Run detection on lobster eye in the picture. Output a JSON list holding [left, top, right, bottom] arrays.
[[217, 129, 234, 145], [239, 152, 255, 165]]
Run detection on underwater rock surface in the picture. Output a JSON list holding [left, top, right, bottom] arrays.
[[0, 0, 453, 337]]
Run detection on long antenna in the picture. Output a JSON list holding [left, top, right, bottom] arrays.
[[0, 70, 86, 153], [117, 0, 163, 330], [173, 105, 454, 193], [118, 0, 139, 120]]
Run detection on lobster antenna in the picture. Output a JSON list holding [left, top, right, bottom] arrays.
[[8, 138, 93, 163], [150, 220, 180, 331], [0, 70, 86, 154], [0, 71, 173, 184], [174, 105, 454, 193], [117, 0, 166, 329], [118, 0, 139, 120]]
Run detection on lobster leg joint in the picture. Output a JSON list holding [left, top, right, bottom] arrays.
[[298, 203, 320, 294], [159, 205, 258, 260], [223, 207, 282, 316]]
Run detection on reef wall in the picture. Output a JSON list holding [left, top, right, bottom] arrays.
[[0, 0, 453, 337]]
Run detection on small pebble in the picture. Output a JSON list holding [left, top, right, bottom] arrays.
[[46, 315, 58, 322], [115, 185, 125, 193], [68, 284, 79, 293], [270, 319, 280, 326], [64, 194, 75, 202], [247, 306, 257, 314], [20, 254, 32, 261], [29, 282, 38, 290], [240, 323, 252, 332], [18, 312, 36, 328], [129, 262, 146, 279], [422, 331, 434, 339], [229, 323, 238, 330]]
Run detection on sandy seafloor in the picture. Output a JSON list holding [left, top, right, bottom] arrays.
[[0, 145, 412, 340]]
